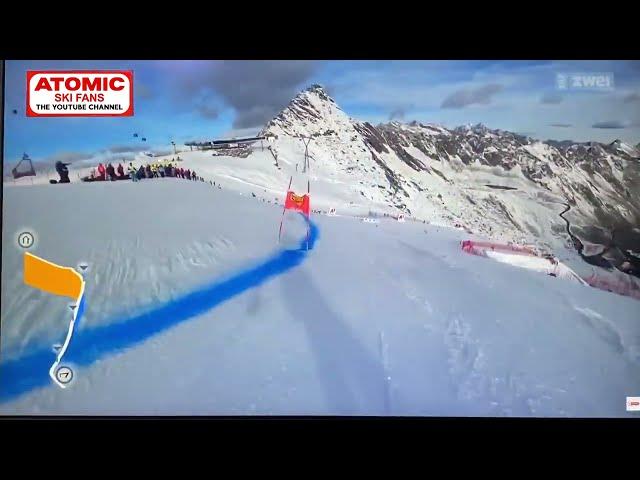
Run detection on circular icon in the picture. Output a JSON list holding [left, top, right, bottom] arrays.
[[55, 366, 74, 385], [18, 231, 35, 249]]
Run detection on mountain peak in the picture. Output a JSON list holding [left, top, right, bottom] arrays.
[[261, 84, 344, 137], [300, 83, 334, 103], [305, 83, 326, 93]]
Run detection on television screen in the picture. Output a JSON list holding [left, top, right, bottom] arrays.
[[1, 60, 639, 417]]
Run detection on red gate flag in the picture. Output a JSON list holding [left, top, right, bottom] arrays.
[[284, 190, 310, 217], [278, 177, 311, 248]]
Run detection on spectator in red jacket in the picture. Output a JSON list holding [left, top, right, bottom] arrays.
[[97, 163, 106, 181]]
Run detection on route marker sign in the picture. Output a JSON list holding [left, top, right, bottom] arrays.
[[23, 252, 86, 389], [55, 366, 74, 385]]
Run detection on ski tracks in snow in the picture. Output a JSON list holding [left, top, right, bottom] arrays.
[[573, 307, 624, 354], [444, 313, 484, 402], [571, 305, 640, 366], [378, 331, 393, 415], [85, 235, 238, 324], [399, 269, 558, 416], [442, 312, 553, 416], [391, 266, 492, 411], [282, 266, 395, 415]]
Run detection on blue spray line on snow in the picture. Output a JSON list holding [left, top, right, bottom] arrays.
[[0, 217, 319, 403]]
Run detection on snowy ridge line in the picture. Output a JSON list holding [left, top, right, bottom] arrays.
[[0, 217, 319, 403]]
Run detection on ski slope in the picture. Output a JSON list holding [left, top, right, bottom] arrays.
[[1, 179, 639, 416]]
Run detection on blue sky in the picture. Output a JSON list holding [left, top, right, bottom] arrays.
[[4, 60, 640, 166]]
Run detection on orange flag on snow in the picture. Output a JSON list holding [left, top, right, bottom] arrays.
[[24, 252, 84, 301]]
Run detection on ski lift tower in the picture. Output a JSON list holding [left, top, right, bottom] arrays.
[[171, 141, 177, 155], [298, 135, 314, 173]]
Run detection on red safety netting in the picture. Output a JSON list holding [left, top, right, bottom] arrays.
[[461, 239, 640, 299], [461, 240, 538, 257], [583, 274, 640, 301]]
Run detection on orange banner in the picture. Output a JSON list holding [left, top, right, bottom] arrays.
[[24, 252, 84, 300]]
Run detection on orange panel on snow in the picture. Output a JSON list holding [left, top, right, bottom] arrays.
[[23, 252, 84, 300]]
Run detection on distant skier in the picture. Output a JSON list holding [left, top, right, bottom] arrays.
[[55, 160, 71, 183]]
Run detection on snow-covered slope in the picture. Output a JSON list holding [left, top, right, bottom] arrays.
[[10, 85, 639, 277], [1, 180, 639, 416]]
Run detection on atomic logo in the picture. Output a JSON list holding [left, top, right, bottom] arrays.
[[27, 70, 134, 117]]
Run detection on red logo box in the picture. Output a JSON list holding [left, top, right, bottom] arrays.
[[26, 70, 134, 117]]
